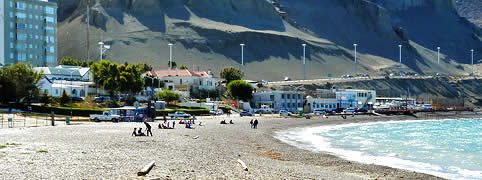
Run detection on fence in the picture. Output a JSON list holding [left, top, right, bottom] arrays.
[[0, 113, 87, 129]]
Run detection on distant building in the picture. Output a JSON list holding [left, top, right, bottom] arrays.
[[375, 97, 416, 109], [306, 89, 376, 112], [142, 69, 219, 91], [0, 0, 58, 66], [34, 65, 93, 97], [251, 91, 304, 113]]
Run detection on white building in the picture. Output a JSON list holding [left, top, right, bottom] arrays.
[[34, 65, 93, 97], [142, 69, 219, 91], [251, 91, 304, 113], [306, 89, 376, 112]]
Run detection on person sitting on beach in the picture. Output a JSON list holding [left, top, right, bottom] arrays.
[[158, 123, 162, 129], [253, 119, 259, 129], [220, 120, 226, 124], [172, 121, 175, 128], [229, 120, 234, 124], [132, 128, 137, 136], [185, 123, 193, 129], [137, 128, 146, 136], [250, 119, 253, 128]]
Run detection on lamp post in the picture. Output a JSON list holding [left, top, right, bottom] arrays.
[[471, 49, 474, 76], [98, 42, 110, 61], [302, 44, 306, 80], [354, 43, 358, 75], [399, 45, 402, 76], [437, 47, 440, 76], [168, 43, 173, 75], [70, 70, 75, 122], [240, 43, 245, 77]]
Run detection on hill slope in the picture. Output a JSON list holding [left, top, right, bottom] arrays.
[[53, 0, 481, 81]]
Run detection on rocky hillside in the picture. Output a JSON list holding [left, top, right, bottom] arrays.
[[456, 0, 482, 28], [52, 0, 481, 81]]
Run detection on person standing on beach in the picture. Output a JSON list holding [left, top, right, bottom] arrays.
[[253, 119, 259, 129], [144, 122, 152, 136], [250, 119, 253, 128], [172, 121, 175, 129]]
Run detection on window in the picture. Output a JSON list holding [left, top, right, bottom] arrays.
[[35, 25, 39, 30], [29, 44, 33, 48], [46, 46, 55, 53], [35, 15, 38, 20], [270, 95, 274, 101], [35, 5, 38, 9], [46, 56, 56, 63], [45, 36, 55, 43], [29, 24, 32, 29], [287, 94, 291, 99], [10, 32, 14, 38], [17, 33, 27, 41], [10, 43, 14, 49], [298, 94, 302, 99], [29, 14, 32, 19], [46, 27, 55, 34], [29, 54, 33, 59], [28, 34, 33, 39], [46, 17, 55, 24], [45, 7, 55, 15], [16, 2, 26, 10], [10, 22, 13, 28], [10, 53, 14, 59], [35, 35, 39, 39], [10, 1, 14, 8], [28, 4, 32, 9], [281, 94, 285, 99], [17, 53, 27, 61], [16, 12, 26, 19], [16, 23, 26, 30]]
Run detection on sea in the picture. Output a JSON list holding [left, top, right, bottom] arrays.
[[275, 119, 482, 180]]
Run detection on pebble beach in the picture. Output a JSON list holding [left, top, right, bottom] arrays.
[[0, 112, 479, 179]]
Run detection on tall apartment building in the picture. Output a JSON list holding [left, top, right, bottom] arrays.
[[0, 0, 57, 66]]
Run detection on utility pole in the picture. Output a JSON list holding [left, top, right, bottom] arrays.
[[168, 43, 173, 75], [471, 49, 474, 76], [86, 0, 90, 60], [437, 47, 440, 76], [354, 43, 358, 75], [302, 44, 306, 80], [399, 45, 402, 76], [240, 43, 245, 77]]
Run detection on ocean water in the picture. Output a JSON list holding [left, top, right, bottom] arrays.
[[276, 119, 482, 180]]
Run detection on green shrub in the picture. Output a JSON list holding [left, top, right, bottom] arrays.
[[16, 104, 106, 117], [218, 106, 232, 113]]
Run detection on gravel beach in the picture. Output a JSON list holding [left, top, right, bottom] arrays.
[[0, 112, 479, 179]]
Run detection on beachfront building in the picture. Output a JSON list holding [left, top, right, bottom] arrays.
[[143, 69, 219, 91], [0, 0, 58, 66], [34, 65, 93, 97], [305, 89, 376, 112], [251, 91, 304, 113], [375, 97, 416, 109]]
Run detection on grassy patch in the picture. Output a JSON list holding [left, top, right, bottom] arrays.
[[36, 150, 48, 153], [6, 143, 21, 146], [21, 152, 30, 155], [27, 162, 33, 165], [0, 145, 6, 149]]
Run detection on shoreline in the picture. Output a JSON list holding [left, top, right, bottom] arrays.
[[0, 111, 479, 179]]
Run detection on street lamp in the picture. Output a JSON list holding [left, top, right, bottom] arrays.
[[399, 45, 402, 76], [353, 43, 358, 75], [471, 49, 474, 76], [98, 42, 110, 61], [302, 44, 306, 80], [168, 43, 173, 75], [70, 70, 75, 123], [240, 43, 245, 77], [437, 47, 440, 76]]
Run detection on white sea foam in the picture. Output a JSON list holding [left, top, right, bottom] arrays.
[[275, 119, 482, 180]]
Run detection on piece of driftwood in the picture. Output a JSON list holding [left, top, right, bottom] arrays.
[[237, 159, 248, 171], [138, 161, 156, 176]]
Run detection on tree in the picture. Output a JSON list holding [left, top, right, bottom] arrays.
[[0, 63, 43, 104], [179, 64, 188, 70], [59, 89, 71, 106], [90, 60, 147, 96], [168, 61, 177, 69], [39, 90, 53, 106], [155, 90, 180, 104], [227, 80, 253, 101], [220, 67, 242, 84]]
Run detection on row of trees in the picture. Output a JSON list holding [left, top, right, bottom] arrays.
[[0, 63, 44, 104]]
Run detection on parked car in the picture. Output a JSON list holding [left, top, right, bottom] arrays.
[[71, 97, 84, 102], [284, 77, 292, 81], [90, 111, 120, 122], [334, 108, 344, 113], [343, 107, 356, 113], [240, 111, 253, 117], [94, 96, 111, 103], [313, 109, 326, 115], [279, 110, 293, 116], [355, 108, 368, 113], [168, 111, 192, 119], [209, 109, 224, 115]]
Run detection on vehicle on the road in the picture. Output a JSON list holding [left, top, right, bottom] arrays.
[[262, 80, 269, 83], [240, 111, 253, 117], [168, 111, 192, 118], [279, 110, 293, 116], [284, 77, 292, 81], [71, 97, 84, 102], [90, 111, 121, 122], [313, 109, 326, 115], [94, 96, 111, 103], [355, 108, 368, 113], [209, 109, 224, 115], [342, 75, 353, 78], [343, 107, 356, 113]]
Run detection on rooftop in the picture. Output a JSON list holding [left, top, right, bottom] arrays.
[[143, 69, 217, 79]]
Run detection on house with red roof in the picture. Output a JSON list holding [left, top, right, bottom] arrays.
[[142, 68, 219, 92]]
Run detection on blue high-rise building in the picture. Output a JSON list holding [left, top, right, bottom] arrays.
[[0, 0, 57, 66]]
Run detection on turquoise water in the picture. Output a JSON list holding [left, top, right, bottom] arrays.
[[276, 119, 482, 180]]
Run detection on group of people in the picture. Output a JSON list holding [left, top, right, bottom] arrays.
[[220, 120, 234, 124], [249, 119, 259, 129], [159, 120, 175, 129], [132, 122, 153, 136]]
